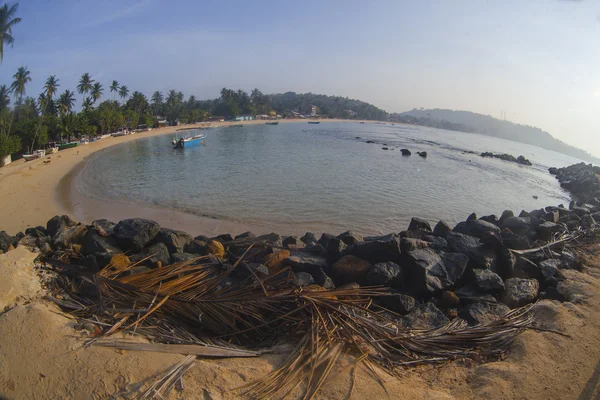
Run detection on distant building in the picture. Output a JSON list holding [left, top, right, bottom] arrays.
[[235, 114, 255, 121], [311, 105, 318, 117], [157, 120, 169, 128]]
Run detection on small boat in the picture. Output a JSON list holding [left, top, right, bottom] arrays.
[[265, 121, 279, 125], [80, 138, 90, 145], [47, 142, 59, 154], [308, 121, 320, 124], [227, 124, 243, 128], [172, 133, 206, 149], [23, 149, 45, 161], [57, 142, 79, 151]]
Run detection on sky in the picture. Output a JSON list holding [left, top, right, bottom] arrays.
[[0, 0, 599, 156]]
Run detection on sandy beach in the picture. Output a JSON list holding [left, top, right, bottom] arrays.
[[0, 118, 371, 236]]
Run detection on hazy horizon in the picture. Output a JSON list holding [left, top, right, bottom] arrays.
[[0, 0, 598, 156]]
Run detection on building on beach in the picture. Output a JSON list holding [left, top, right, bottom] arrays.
[[235, 115, 255, 121]]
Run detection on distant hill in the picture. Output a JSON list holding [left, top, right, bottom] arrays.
[[390, 109, 599, 163]]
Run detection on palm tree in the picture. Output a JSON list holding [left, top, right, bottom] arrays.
[[77, 73, 94, 96], [0, 3, 21, 63], [118, 85, 129, 101], [43, 75, 59, 100], [110, 80, 119, 100], [90, 82, 103, 103], [0, 85, 10, 112], [151, 90, 163, 105], [81, 97, 93, 113], [58, 89, 75, 116], [10, 65, 31, 103]]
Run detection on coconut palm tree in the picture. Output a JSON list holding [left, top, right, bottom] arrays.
[[10, 65, 31, 103], [90, 82, 103, 103], [110, 80, 119, 100], [77, 73, 94, 96], [151, 90, 163, 105], [58, 90, 75, 116], [0, 3, 22, 63], [0, 85, 10, 112], [81, 97, 93, 113], [43, 75, 59, 100], [118, 85, 129, 101]]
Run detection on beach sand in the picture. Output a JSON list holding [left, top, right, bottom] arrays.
[[0, 118, 360, 236]]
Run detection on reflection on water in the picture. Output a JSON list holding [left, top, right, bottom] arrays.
[[75, 122, 577, 235]]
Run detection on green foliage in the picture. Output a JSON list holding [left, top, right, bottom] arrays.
[[0, 3, 21, 63], [12, 117, 47, 151], [0, 134, 19, 158]]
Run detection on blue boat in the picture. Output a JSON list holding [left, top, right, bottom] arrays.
[[172, 133, 206, 149]]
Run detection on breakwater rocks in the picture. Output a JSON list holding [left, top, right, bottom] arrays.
[[549, 162, 600, 206], [1, 200, 597, 330], [480, 152, 532, 166]]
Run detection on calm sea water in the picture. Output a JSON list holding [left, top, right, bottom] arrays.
[[75, 122, 581, 236]]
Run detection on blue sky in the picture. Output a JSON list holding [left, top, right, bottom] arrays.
[[1, 0, 599, 156]]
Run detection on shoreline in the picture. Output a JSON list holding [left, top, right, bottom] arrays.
[[0, 118, 379, 236]]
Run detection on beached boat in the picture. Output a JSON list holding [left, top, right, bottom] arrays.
[[308, 121, 321, 124], [23, 149, 45, 161], [265, 121, 279, 125], [172, 133, 206, 149], [227, 124, 243, 128], [80, 139, 90, 145], [47, 142, 59, 154], [57, 142, 79, 151]]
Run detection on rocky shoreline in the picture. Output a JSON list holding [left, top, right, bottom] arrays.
[[1, 161, 598, 330]]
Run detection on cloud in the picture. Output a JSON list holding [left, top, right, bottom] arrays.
[[594, 91, 600, 97], [82, 0, 152, 28]]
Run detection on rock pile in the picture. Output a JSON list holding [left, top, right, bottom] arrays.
[[480, 152, 533, 166], [549, 162, 600, 207], [1, 194, 596, 331]]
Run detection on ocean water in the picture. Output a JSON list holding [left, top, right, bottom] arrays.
[[75, 122, 581, 236]]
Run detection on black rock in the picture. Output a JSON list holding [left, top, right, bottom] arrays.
[[25, 226, 48, 238], [408, 217, 432, 232], [185, 239, 208, 255], [234, 231, 256, 240], [501, 278, 540, 308], [499, 210, 514, 225], [346, 234, 402, 264], [113, 218, 160, 252], [366, 261, 402, 286], [337, 231, 364, 246], [500, 217, 530, 235], [537, 221, 562, 241], [496, 246, 517, 279], [479, 215, 499, 225], [91, 219, 116, 237], [453, 219, 501, 239], [472, 269, 505, 292], [46, 215, 78, 238], [400, 149, 411, 156], [466, 213, 477, 222], [292, 272, 315, 287], [152, 228, 193, 254], [500, 230, 531, 250], [0, 231, 14, 252], [53, 224, 87, 249], [283, 236, 305, 248], [378, 293, 415, 314], [254, 233, 283, 248], [454, 286, 498, 304], [318, 234, 347, 263], [417, 151, 428, 158], [459, 302, 510, 325], [433, 221, 452, 237], [194, 234, 211, 242], [170, 252, 199, 263], [311, 268, 335, 289], [539, 259, 561, 279], [403, 302, 449, 329], [582, 214, 596, 228], [400, 238, 430, 253], [82, 228, 122, 255], [285, 254, 329, 275], [560, 250, 579, 269], [445, 232, 497, 270], [214, 233, 234, 242], [404, 248, 469, 294], [422, 235, 448, 251], [300, 232, 318, 245], [541, 211, 559, 223], [131, 242, 170, 268]]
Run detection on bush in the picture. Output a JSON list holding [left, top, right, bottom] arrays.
[[0, 135, 21, 165]]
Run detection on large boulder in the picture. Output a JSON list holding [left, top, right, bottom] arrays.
[[170, 252, 200, 264], [113, 218, 160, 252], [403, 302, 449, 329], [472, 269, 505, 292], [300, 232, 318, 246], [91, 219, 116, 237], [365, 262, 403, 286], [453, 220, 501, 239], [46, 215, 78, 238], [285, 253, 329, 275], [318, 234, 347, 263], [404, 248, 469, 294], [292, 272, 314, 287], [234, 231, 256, 240], [445, 232, 497, 270], [53, 224, 87, 249], [185, 239, 209, 255], [408, 217, 432, 232], [130, 242, 170, 269], [537, 221, 562, 241], [262, 250, 291, 274], [459, 302, 510, 325], [337, 231, 364, 246], [152, 228, 193, 254], [500, 217, 530, 235], [24, 226, 48, 239], [501, 278, 540, 308], [331, 255, 372, 285], [400, 238, 430, 253], [346, 234, 401, 264], [82, 228, 122, 255], [283, 236, 305, 249], [432, 221, 452, 237], [0, 231, 15, 253], [498, 210, 514, 225], [500, 230, 531, 250]]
